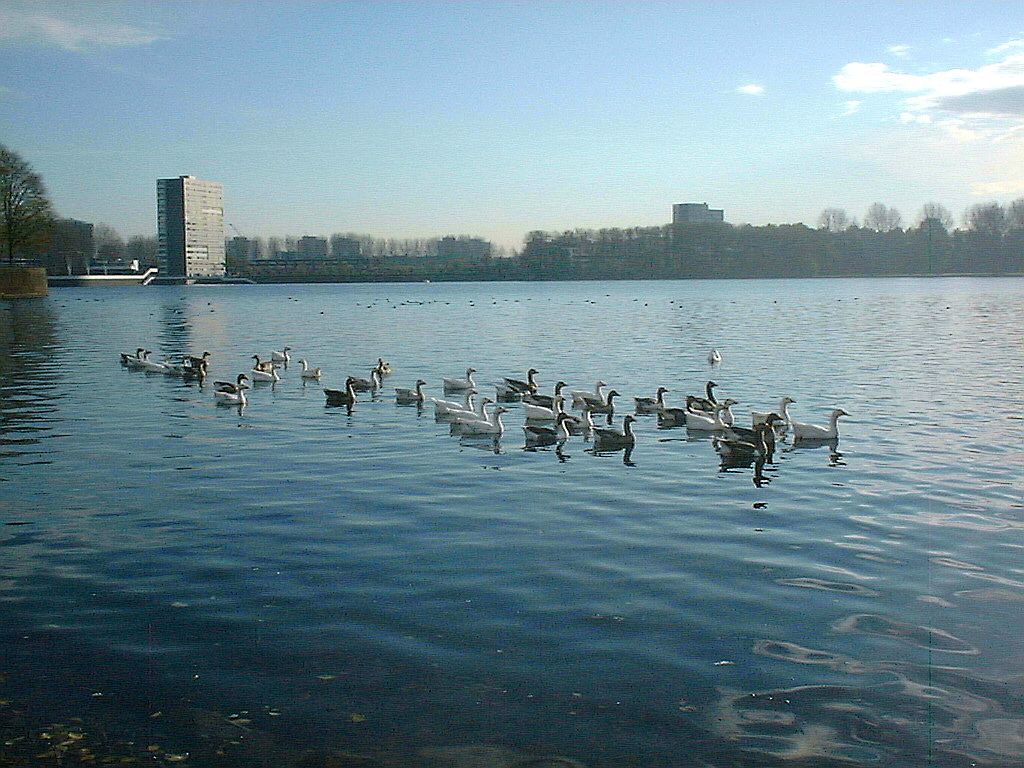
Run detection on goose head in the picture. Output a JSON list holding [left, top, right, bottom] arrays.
[[606, 390, 621, 401], [782, 396, 796, 405], [236, 373, 249, 387], [656, 387, 670, 395], [554, 381, 568, 394], [416, 379, 428, 388], [832, 408, 849, 419]]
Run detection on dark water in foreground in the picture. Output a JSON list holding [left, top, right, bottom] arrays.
[[2, 278, 1023, 767]]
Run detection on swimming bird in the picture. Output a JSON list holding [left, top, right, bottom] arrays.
[[753, 397, 796, 428], [250, 364, 280, 382], [451, 398, 495, 425], [350, 368, 382, 392], [523, 394, 567, 421], [395, 379, 428, 403], [522, 381, 567, 409], [214, 373, 250, 395], [120, 347, 145, 365], [251, 355, 275, 373], [523, 412, 572, 443], [708, 349, 722, 365], [137, 351, 169, 373], [683, 399, 737, 431], [375, 358, 392, 376], [271, 346, 292, 364], [593, 415, 637, 447], [183, 351, 212, 370], [585, 390, 621, 415], [791, 408, 849, 441], [634, 387, 669, 414], [324, 378, 357, 406], [714, 423, 772, 458], [214, 374, 249, 405], [443, 368, 476, 391], [498, 368, 539, 397], [432, 389, 477, 416], [571, 381, 607, 409], [298, 359, 322, 380], [458, 406, 508, 435], [724, 413, 782, 455], [686, 381, 719, 413]]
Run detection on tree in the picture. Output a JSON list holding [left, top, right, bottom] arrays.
[[125, 235, 158, 267], [1007, 198, 1024, 231], [863, 202, 902, 232], [916, 202, 954, 233], [965, 202, 1007, 236], [94, 223, 125, 262], [0, 144, 54, 263], [817, 208, 850, 232]]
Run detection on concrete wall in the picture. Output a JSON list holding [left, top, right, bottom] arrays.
[[0, 266, 49, 298]]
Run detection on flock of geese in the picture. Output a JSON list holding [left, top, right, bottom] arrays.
[[119, 346, 850, 468]]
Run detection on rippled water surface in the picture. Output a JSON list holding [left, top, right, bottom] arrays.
[[2, 278, 1023, 767]]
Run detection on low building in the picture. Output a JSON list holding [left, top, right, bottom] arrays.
[[436, 236, 492, 260], [227, 236, 260, 263], [297, 236, 329, 259], [672, 202, 725, 225]]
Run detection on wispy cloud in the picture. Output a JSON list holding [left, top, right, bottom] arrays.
[[841, 100, 862, 116], [986, 38, 1024, 57], [736, 83, 765, 96], [887, 44, 911, 58], [0, 7, 165, 52]]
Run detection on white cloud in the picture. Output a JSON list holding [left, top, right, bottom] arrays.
[[841, 100, 862, 116], [736, 83, 765, 96], [0, 7, 165, 51], [970, 179, 1024, 195], [888, 44, 911, 58], [986, 39, 1024, 57]]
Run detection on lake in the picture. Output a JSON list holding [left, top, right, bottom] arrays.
[[2, 278, 1023, 767]]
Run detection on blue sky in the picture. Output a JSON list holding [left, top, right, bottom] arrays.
[[2, 1, 1022, 248]]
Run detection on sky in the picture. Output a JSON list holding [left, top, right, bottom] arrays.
[[1, 1, 1023, 249]]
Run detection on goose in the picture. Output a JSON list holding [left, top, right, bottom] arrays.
[[753, 397, 796, 427], [683, 399, 737, 431], [395, 379, 428, 403], [686, 381, 719, 413], [350, 368, 382, 392], [443, 368, 476, 391], [297, 359, 322, 380], [634, 387, 669, 414], [714, 423, 772, 458], [138, 351, 169, 373], [791, 408, 849, 441], [498, 368, 539, 397], [324, 377, 357, 406], [182, 351, 212, 370], [585, 390, 621, 415], [523, 412, 572, 443], [458, 406, 507, 436], [523, 394, 567, 421], [593, 415, 637, 447], [250, 364, 280, 382], [432, 390, 477, 416], [375, 358, 393, 376], [451, 398, 495, 425], [214, 385, 247, 406], [251, 355, 275, 373], [214, 373, 250, 395], [724, 413, 782, 455], [708, 348, 722, 365], [271, 346, 292, 364], [522, 381, 567, 409], [120, 347, 146, 365], [571, 381, 607, 409]]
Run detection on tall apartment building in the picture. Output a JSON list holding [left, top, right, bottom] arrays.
[[297, 236, 329, 259], [672, 202, 725, 225], [157, 176, 225, 277]]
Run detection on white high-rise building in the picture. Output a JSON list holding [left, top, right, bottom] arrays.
[[157, 176, 225, 277]]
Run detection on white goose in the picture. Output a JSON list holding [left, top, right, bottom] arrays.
[[120, 348, 146, 366], [753, 397, 795, 427], [271, 346, 292, 364], [443, 367, 477, 391], [683, 399, 737, 431], [523, 394, 567, 422], [395, 379, 428, 403], [138, 351, 170, 373], [458, 406, 507, 436], [298, 359, 322, 380], [214, 374, 249, 405], [791, 408, 849, 441], [432, 390, 477, 416], [708, 348, 722, 365], [571, 381, 607, 409], [451, 398, 495, 425], [250, 364, 280, 382]]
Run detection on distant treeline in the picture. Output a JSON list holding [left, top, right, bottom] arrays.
[[236, 219, 1024, 283]]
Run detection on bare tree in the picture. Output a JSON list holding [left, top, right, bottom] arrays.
[[0, 144, 54, 263], [125, 235, 158, 267], [817, 208, 850, 232], [1007, 198, 1024, 231], [965, 202, 1008, 236], [916, 202, 954, 232], [94, 223, 125, 262], [863, 203, 902, 232]]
